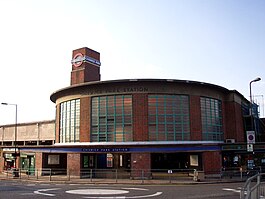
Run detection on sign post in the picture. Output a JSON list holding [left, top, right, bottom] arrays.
[[246, 131, 255, 153]]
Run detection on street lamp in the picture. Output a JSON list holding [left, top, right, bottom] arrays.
[[248, 77, 261, 142], [246, 78, 261, 168], [249, 77, 261, 107], [1, 103, 18, 168]]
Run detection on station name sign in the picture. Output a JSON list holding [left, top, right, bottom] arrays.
[[82, 148, 129, 153]]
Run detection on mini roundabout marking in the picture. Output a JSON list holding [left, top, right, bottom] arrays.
[[66, 187, 162, 199], [66, 189, 129, 195]]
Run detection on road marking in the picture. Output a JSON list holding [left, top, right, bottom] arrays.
[[83, 191, 162, 199], [66, 189, 129, 195], [34, 188, 60, 197], [222, 188, 241, 193], [122, 188, 148, 191]]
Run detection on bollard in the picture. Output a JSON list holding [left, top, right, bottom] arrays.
[[168, 170, 173, 183], [12, 168, 19, 178], [193, 169, 197, 181], [141, 170, 144, 184], [115, 169, 118, 183], [90, 169, 93, 182], [240, 167, 243, 179], [49, 169, 52, 181]]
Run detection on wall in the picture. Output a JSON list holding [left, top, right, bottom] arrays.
[[203, 151, 222, 173], [0, 120, 55, 143], [80, 97, 90, 142], [224, 93, 245, 142], [0, 150, 3, 172], [133, 93, 148, 141], [190, 95, 202, 140], [131, 153, 151, 178], [67, 153, 80, 176], [35, 152, 43, 176]]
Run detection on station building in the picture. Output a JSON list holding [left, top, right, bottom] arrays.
[[1, 47, 264, 177]]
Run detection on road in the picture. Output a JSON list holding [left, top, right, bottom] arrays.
[[0, 180, 244, 199]]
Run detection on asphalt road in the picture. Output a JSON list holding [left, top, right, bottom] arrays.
[[0, 180, 244, 199]]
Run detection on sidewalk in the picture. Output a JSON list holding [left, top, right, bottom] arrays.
[[0, 172, 245, 185]]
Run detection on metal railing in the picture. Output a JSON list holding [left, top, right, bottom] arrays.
[[240, 173, 265, 199], [0, 167, 254, 183], [0, 168, 197, 183]]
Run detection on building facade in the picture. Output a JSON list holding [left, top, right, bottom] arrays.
[[1, 47, 264, 177], [0, 120, 55, 172]]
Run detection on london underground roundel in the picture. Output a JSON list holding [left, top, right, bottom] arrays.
[[71, 53, 84, 68]]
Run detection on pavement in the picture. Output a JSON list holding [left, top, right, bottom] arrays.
[[0, 171, 246, 185]]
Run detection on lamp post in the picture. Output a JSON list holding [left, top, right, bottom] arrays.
[[1, 103, 18, 168], [249, 77, 261, 125], [246, 78, 261, 169], [249, 77, 261, 109]]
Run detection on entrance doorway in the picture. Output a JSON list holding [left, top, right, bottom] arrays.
[[21, 155, 35, 175], [81, 153, 131, 169], [151, 153, 202, 170]]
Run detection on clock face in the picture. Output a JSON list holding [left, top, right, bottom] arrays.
[[71, 53, 84, 68]]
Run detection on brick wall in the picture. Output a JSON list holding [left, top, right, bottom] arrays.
[[55, 104, 60, 143], [203, 151, 221, 173], [80, 97, 90, 142], [67, 153, 80, 176], [224, 101, 245, 142], [35, 152, 43, 176], [131, 153, 151, 178], [133, 93, 148, 141], [190, 95, 202, 140], [71, 47, 100, 85]]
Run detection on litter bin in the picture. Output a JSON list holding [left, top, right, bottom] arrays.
[[12, 168, 19, 177], [193, 170, 205, 182]]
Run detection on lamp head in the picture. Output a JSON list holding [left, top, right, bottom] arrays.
[[253, 77, 261, 82]]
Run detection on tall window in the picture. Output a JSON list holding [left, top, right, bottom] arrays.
[[200, 97, 223, 141], [59, 99, 80, 143], [91, 95, 133, 142], [148, 95, 190, 141]]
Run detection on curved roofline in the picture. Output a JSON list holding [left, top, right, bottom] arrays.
[[50, 78, 230, 102]]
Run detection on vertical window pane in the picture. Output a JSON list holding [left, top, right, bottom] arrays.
[[91, 95, 132, 142], [148, 95, 190, 141], [59, 99, 80, 143], [200, 97, 223, 141]]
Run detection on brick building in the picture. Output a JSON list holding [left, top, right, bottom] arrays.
[[1, 47, 264, 177]]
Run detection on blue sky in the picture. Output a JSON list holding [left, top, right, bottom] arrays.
[[0, 0, 264, 124]]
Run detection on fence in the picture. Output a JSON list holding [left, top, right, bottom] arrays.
[[0, 167, 255, 183], [240, 173, 265, 199]]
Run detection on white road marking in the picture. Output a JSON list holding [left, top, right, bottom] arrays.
[[34, 188, 60, 197], [66, 189, 129, 195], [83, 191, 162, 199], [222, 188, 241, 193], [122, 188, 148, 191]]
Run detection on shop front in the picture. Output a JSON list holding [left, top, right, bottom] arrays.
[[2, 148, 17, 170], [20, 153, 35, 175], [21, 143, 221, 178], [222, 144, 265, 172]]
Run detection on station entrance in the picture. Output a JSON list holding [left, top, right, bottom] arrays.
[[81, 153, 131, 170], [151, 153, 202, 170]]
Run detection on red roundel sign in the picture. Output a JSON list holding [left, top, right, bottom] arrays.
[[71, 53, 84, 68]]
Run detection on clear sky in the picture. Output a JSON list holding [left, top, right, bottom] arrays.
[[0, 0, 264, 125]]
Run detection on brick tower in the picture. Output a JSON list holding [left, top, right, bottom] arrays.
[[70, 47, 101, 85]]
